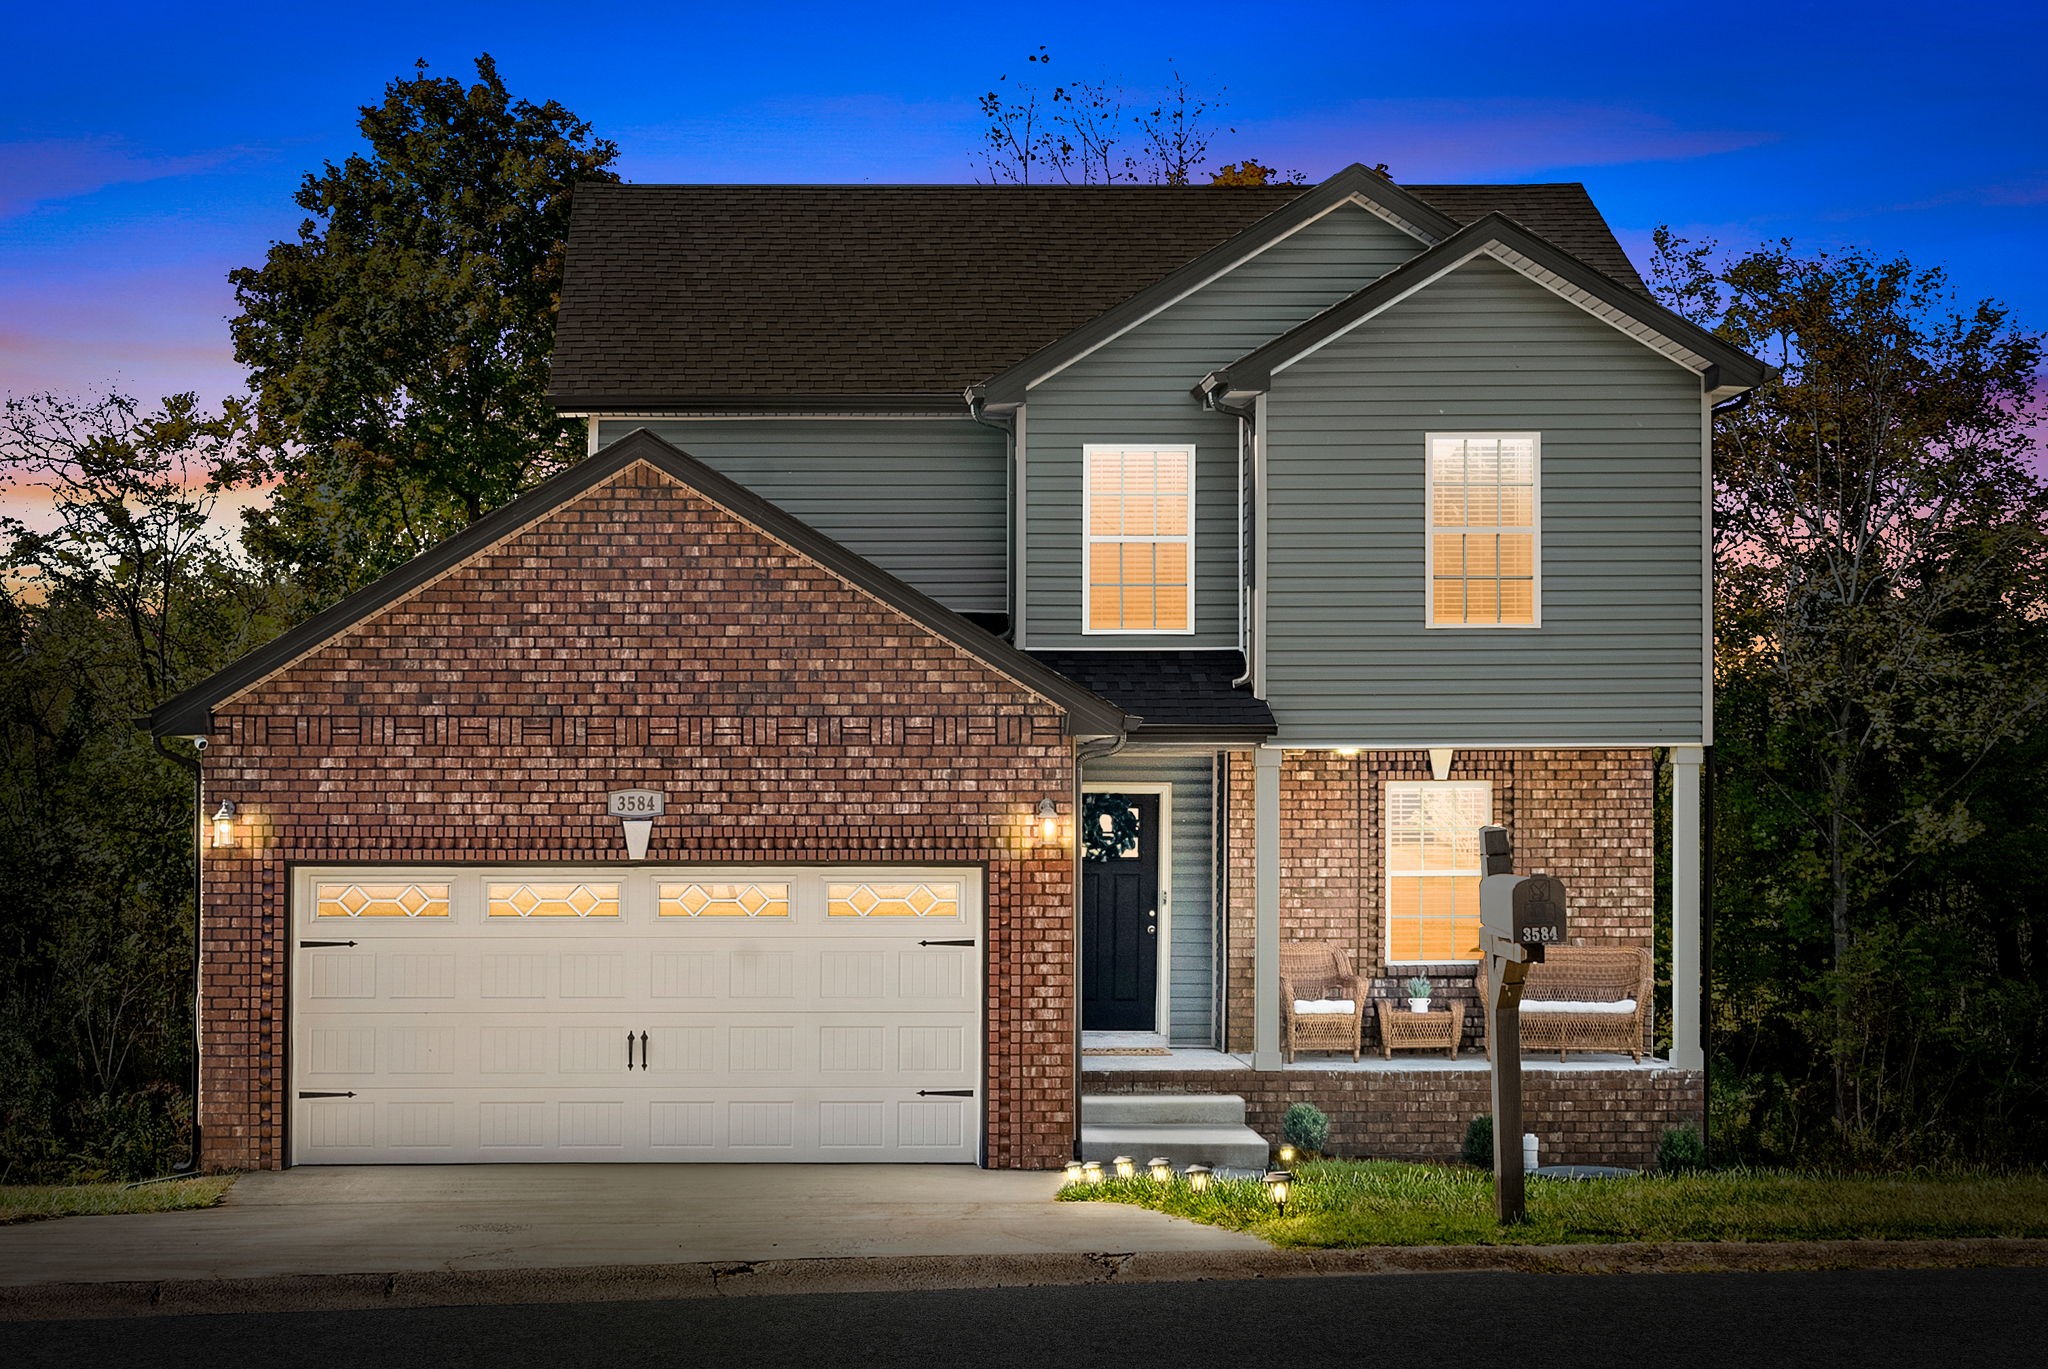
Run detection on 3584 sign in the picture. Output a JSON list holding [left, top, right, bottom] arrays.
[[606, 789, 665, 818]]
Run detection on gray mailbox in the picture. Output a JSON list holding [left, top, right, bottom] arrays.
[[1480, 872, 1568, 962]]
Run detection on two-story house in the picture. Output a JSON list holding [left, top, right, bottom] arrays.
[[154, 166, 1768, 1171]]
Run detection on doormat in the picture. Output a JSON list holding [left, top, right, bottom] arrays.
[[1081, 1047, 1172, 1057]]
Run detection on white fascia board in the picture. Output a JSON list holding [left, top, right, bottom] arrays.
[[1020, 193, 1440, 396]]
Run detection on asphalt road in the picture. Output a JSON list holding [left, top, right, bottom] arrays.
[[7, 1267, 2043, 1368]]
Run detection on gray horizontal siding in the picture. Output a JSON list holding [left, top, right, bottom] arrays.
[[597, 418, 1006, 613], [1083, 752, 1218, 1046], [1263, 255, 1706, 744], [1025, 204, 1425, 648]]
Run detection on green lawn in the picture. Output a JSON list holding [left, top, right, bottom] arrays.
[[0, 1175, 236, 1225], [1058, 1161, 2048, 1247]]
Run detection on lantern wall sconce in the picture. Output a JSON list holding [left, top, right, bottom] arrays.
[[1036, 798, 1060, 846], [211, 800, 236, 849]]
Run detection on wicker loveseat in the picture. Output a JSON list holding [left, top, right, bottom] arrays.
[[1279, 941, 1364, 1063], [1475, 945, 1652, 1063]]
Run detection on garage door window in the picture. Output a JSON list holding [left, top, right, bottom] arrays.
[[314, 882, 450, 918], [826, 881, 961, 918], [486, 882, 621, 918], [659, 882, 791, 918]]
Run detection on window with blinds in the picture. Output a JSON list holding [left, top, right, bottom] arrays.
[[1427, 434, 1539, 627], [1385, 782, 1491, 963], [1084, 445, 1194, 634]]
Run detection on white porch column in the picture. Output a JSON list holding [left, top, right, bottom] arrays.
[[1252, 746, 1284, 1069], [1669, 745, 1705, 1071]]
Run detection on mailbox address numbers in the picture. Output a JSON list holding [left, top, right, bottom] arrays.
[[607, 789, 666, 818]]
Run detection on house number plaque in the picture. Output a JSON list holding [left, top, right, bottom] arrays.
[[607, 789, 666, 818]]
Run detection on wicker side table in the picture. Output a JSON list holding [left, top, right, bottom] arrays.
[[1374, 1001, 1464, 1059]]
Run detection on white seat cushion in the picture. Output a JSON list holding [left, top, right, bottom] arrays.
[[1522, 998, 1636, 1015], [1292, 999, 1358, 1015]]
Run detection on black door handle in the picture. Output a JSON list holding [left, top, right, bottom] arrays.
[[627, 1031, 636, 1070], [640, 1031, 649, 1070]]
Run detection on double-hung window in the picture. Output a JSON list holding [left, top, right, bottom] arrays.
[[1385, 781, 1491, 963], [1427, 433, 1539, 626], [1084, 444, 1194, 634]]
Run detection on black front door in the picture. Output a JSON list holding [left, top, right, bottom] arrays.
[[1081, 792, 1161, 1032]]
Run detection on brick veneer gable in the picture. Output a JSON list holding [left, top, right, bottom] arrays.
[[199, 460, 1077, 1170]]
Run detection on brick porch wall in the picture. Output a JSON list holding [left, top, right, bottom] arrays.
[[1083, 1068, 1704, 1169], [197, 459, 1077, 1172], [1223, 749, 1656, 1054]]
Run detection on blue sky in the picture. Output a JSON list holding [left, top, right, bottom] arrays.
[[3, 0, 2044, 411]]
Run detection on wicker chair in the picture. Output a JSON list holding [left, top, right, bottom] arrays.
[[1279, 941, 1364, 1063], [1475, 945, 1652, 1063]]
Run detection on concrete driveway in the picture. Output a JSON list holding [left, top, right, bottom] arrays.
[[0, 1166, 1264, 1288]]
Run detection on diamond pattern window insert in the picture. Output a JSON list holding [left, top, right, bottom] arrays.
[[485, 882, 621, 919], [658, 882, 791, 918], [314, 882, 451, 919], [1385, 783, 1491, 964], [1085, 445, 1193, 633], [1428, 435, 1537, 626], [826, 882, 963, 919]]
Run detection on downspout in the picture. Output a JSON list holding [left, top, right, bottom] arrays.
[[966, 388, 1020, 641], [1198, 384, 1259, 689], [1070, 728, 1130, 1160]]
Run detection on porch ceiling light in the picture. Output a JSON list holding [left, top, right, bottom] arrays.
[[1113, 1155, 1136, 1179], [1336, 747, 1360, 758], [1083, 1161, 1104, 1184], [1036, 798, 1060, 845], [211, 800, 236, 849], [1265, 1169, 1293, 1215], [1184, 1164, 1213, 1192], [1147, 1156, 1173, 1183]]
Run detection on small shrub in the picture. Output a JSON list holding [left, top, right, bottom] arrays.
[[1282, 1102, 1329, 1156], [1658, 1123, 1709, 1174], [1462, 1114, 1493, 1168]]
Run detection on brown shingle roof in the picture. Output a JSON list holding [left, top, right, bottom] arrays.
[[548, 179, 1646, 409]]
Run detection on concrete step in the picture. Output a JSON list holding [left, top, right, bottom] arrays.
[[1078, 1123, 1272, 1172], [1080, 1093, 1249, 1127]]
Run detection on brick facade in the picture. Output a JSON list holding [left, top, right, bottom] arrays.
[[197, 459, 1077, 1171], [1223, 749, 1656, 1054], [1083, 1067, 1703, 1169]]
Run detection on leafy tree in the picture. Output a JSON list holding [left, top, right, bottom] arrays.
[[0, 390, 279, 1180], [229, 54, 618, 603], [1654, 233, 2048, 1154]]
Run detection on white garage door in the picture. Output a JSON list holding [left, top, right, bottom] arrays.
[[289, 866, 982, 1163]]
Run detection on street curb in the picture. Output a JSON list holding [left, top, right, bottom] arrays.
[[3, 1238, 2043, 1321]]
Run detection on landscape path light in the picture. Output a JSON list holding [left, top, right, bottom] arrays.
[[1147, 1156, 1173, 1183], [1082, 1161, 1104, 1184], [1063, 1160, 1084, 1187], [1184, 1164, 1212, 1192], [1277, 1142, 1298, 1167], [1265, 1169, 1293, 1215], [1113, 1155, 1136, 1179]]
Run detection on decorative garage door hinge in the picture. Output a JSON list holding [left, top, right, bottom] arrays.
[[917, 939, 976, 947], [916, 1089, 974, 1097], [297, 1090, 357, 1099], [299, 940, 357, 948]]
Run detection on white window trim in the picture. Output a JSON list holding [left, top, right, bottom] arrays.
[[1384, 780, 1493, 968], [1423, 431, 1542, 630], [1081, 442, 1197, 637]]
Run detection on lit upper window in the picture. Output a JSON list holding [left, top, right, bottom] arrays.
[[1428, 434, 1538, 627], [1084, 445, 1193, 634]]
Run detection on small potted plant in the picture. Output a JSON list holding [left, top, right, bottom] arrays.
[[1403, 975, 1433, 1013]]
